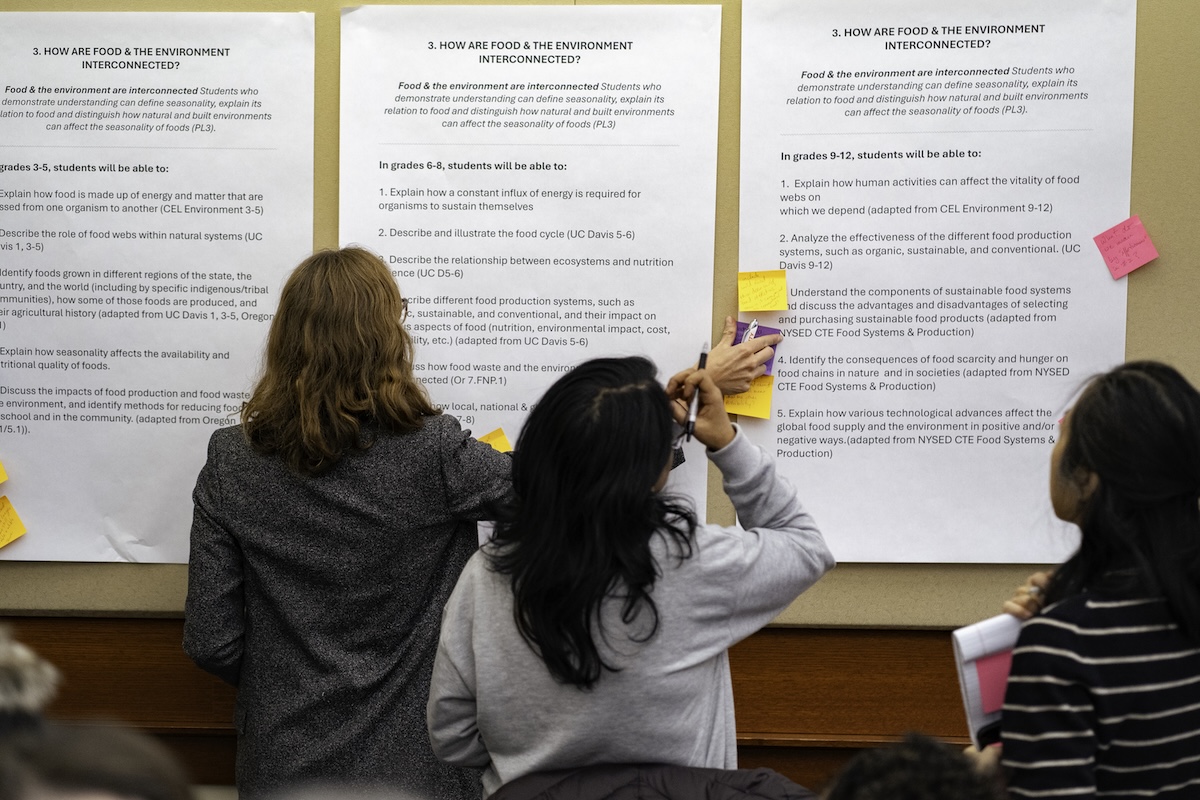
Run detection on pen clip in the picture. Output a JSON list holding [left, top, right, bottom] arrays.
[[744, 319, 759, 342]]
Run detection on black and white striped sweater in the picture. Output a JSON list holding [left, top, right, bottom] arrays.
[[1001, 592, 1200, 799]]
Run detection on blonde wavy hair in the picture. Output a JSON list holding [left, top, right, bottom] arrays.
[[242, 247, 439, 475]]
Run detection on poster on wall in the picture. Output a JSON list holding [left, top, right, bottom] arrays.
[[0, 13, 314, 561], [339, 5, 721, 508], [739, 0, 1135, 561]]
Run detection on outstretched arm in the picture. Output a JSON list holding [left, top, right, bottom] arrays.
[[670, 316, 782, 396]]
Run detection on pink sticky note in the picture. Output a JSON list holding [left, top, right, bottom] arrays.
[[976, 650, 1013, 714], [1093, 216, 1159, 280]]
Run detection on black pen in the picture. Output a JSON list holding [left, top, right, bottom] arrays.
[[685, 342, 709, 442]]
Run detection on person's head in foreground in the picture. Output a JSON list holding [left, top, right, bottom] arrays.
[[242, 246, 438, 476], [0, 626, 59, 739], [823, 733, 1003, 800], [0, 723, 192, 800], [489, 355, 701, 689], [1046, 360, 1200, 636]]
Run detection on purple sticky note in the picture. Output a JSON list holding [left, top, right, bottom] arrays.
[[976, 650, 1013, 714], [1093, 215, 1159, 280], [735, 321, 782, 376]]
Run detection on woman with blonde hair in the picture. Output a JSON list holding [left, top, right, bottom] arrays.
[[184, 247, 513, 800]]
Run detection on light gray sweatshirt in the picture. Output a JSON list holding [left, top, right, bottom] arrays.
[[427, 427, 835, 796]]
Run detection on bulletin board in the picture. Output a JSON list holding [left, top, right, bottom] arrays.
[[0, 0, 1196, 628]]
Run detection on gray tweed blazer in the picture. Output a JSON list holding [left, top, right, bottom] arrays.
[[184, 415, 512, 800]]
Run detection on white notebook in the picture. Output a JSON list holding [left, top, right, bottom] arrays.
[[952, 613, 1022, 748]]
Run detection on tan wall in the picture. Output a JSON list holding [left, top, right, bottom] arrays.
[[1, 0, 1196, 626]]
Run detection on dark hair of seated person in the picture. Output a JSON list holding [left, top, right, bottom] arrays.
[[1042, 360, 1200, 636], [823, 733, 1003, 800], [0, 722, 192, 800]]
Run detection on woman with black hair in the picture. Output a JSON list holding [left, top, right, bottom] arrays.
[[996, 361, 1200, 798], [427, 356, 834, 797]]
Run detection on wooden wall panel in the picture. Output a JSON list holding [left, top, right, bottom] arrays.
[[7, 618, 234, 730], [6, 617, 237, 784], [729, 627, 970, 739], [728, 627, 970, 790], [4, 618, 970, 791]]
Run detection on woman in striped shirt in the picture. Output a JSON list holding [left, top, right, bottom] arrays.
[[998, 361, 1200, 799]]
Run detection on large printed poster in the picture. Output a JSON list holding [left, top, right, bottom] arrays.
[[339, 5, 722, 509], [0, 13, 314, 561], [739, 0, 1136, 561]]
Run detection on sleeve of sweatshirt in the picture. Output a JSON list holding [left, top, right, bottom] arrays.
[[427, 560, 492, 769], [692, 426, 835, 646]]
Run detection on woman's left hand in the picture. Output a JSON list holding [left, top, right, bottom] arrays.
[[1003, 570, 1052, 620]]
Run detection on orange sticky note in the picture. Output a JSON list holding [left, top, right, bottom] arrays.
[[479, 428, 513, 453], [0, 496, 26, 549], [738, 270, 788, 312], [1093, 215, 1159, 279], [724, 375, 773, 419]]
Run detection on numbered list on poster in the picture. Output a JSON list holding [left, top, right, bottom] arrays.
[[340, 5, 720, 500], [0, 13, 313, 561], [739, 0, 1135, 561]]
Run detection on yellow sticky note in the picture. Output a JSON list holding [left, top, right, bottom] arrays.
[[0, 496, 26, 549], [479, 427, 513, 453], [0, 460, 7, 484], [724, 375, 774, 419], [738, 270, 788, 312]]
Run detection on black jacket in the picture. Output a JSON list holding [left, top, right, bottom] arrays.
[[490, 763, 818, 800]]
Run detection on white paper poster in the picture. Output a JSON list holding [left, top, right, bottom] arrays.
[[0, 13, 314, 562], [340, 5, 721, 508], [739, 0, 1135, 561]]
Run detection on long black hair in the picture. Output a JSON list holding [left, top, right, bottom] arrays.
[[1046, 361, 1200, 639], [488, 356, 698, 689]]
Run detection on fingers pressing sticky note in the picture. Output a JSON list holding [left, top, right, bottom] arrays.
[[0, 496, 26, 550], [479, 428, 513, 453], [724, 375, 773, 419], [1094, 216, 1159, 280], [738, 270, 788, 312], [735, 320, 782, 376]]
